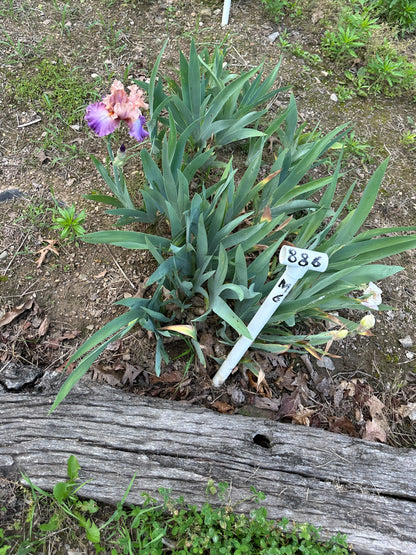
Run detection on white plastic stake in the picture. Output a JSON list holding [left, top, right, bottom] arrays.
[[222, 0, 231, 26], [212, 245, 329, 387]]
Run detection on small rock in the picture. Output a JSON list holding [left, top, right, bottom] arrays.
[[0, 250, 8, 260], [406, 351, 414, 360], [330, 93, 338, 102], [200, 7, 211, 16], [399, 335, 413, 348], [0, 362, 43, 391], [227, 384, 246, 405], [267, 31, 280, 43]]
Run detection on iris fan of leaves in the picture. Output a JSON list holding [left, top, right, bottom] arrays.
[[50, 40, 416, 411]]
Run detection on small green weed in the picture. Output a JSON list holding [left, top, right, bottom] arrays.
[[51, 1, 73, 37], [6, 58, 98, 161], [1, 29, 45, 64], [401, 116, 416, 148], [2, 455, 352, 554], [0, 0, 17, 18], [261, 0, 303, 20], [104, 21, 127, 54], [343, 131, 372, 162], [365, 51, 416, 92], [15, 199, 50, 229], [376, 0, 416, 33], [51, 202, 87, 241], [322, 24, 367, 62]]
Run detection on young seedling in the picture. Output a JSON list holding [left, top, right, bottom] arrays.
[[212, 245, 329, 387]]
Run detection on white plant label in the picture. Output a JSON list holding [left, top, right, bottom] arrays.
[[212, 245, 329, 387]]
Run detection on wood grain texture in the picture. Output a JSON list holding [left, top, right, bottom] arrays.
[[1, 375, 415, 555]]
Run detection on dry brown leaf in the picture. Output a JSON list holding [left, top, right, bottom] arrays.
[[105, 339, 121, 352], [94, 269, 107, 279], [275, 365, 296, 391], [92, 366, 121, 386], [354, 381, 374, 406], [248, 370, 272, 397], [46, 330, 81, 349], [0, 298, 35, 327], [37, 315, 50, 337], [121, 363, 142, 386], [293, 371, 315, 404], [328, 416, 359, 437], [199, 332, 215, 357], [211, 400, 234, 413], [339, 379, 356, 397], [276, 392, 301, 419], [291, 405, 315, 426], [253, 396, 281, 412], [150, 369, 184, 384], [397, 402, 416, 421], [366, 395, 385, 418], [362, 420, 387, 443], [35, 240, 59, 268]]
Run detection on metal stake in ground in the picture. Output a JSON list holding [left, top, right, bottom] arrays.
[[212, 245, 329, 387]]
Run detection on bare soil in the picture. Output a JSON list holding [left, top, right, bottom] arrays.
[[1, 0, 415, 450]]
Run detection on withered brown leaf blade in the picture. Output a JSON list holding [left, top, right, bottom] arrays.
[[0, 298, 35, 327], [37, 315, 50, 337]]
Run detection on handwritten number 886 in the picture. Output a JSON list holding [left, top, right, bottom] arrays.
[[287, 249, 321, 268]]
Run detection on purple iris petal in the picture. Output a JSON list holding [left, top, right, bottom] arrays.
[[85, 102, 119, 137], [128, 115, 149, 143]]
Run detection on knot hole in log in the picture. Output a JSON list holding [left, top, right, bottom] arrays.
[[253, 433, 272, 449]]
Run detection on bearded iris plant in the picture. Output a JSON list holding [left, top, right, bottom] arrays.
[[85, 79, 149, 142]]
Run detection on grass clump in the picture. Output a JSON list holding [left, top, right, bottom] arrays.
[[5, 58, 100, 163], [0, 456, 352, 554], [262, 0, 416, 98], [8, 58, 97, 125]]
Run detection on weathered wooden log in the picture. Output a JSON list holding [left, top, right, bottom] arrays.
[[1, 374, 415, 555]]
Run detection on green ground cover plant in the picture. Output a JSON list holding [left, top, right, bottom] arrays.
[[49, 40, 416, 411], [4, 57, 100, 164], [0, 455, 351, 554], [262, 0, 416, 98]]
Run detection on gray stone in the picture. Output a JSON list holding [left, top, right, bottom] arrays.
[[399, 335, 413, 349], [267, 31, 280, 43], [0, 362, 43, 391]]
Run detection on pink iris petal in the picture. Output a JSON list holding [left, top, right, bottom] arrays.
[[113, 100, 140, 123], [128, 115, 149, 142], [85, 102, 120, 137], [103, 80, 128, 112], [128, 84, 149, 110]]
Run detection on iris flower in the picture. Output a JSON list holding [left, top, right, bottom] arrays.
[[85, 80, 149, 143]]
